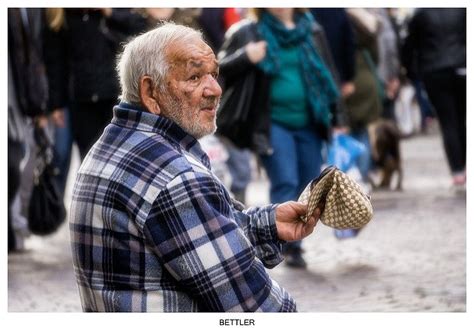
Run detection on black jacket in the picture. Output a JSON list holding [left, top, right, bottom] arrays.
[[310, 8, 356, 83], [217, 19, 344, 155], [8, 8, 48, 118], [217, 20, 271, 154], [402, 8, 466, 78], [43, 9, 147, 109]]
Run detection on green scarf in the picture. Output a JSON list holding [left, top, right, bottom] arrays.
[[257, 11, 339, 126]]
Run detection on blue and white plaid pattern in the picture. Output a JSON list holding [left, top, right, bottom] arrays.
[[69, 103, 296, 312]]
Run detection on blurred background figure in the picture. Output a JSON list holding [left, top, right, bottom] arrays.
[[217, 137, 252, 204], [8, 8, 49, 251], [345, 8, 383, 188], [43, 8, 147, 161], [390, 9, 435, 136], [310, 8, 356, 101], [402, 8, 466, 189], [43, 8, 72, 199], [140, 8, 201, 30], [369, 8, 401, 122], [198, 8, 241, 53], [141, 7, 242, 52], [218, 8, 341, 268]]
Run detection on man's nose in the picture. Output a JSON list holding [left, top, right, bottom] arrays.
[[203, 75, 222, 98]]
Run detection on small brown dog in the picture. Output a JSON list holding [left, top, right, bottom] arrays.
[[368, 119, 403, 190]]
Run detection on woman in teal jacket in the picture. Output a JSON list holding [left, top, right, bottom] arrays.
[[218, 8, 340, 267]]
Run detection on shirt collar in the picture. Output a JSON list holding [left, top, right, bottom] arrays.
[[112, 102, 211, 169]]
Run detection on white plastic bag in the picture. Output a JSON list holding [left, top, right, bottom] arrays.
[[394, 84, 422, 136]]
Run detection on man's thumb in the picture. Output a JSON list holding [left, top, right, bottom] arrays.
[[291, 201, 307, 215]]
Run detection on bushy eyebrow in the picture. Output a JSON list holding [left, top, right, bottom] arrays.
[[187, 59, 219, 72], [189, 60, 204, 68]]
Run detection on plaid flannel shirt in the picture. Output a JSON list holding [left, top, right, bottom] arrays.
[[69, 103, 296, 312]]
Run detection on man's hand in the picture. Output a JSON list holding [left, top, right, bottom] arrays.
[[275, 201, 320, 242]]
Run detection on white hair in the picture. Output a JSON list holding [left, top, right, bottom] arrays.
[[116, 22, 202, 104]]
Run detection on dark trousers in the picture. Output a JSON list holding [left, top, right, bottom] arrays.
[[382, 97, 396, 121], [413, 79, 435, 128], [423, 68, 466, 174], [52, 108, 73, 196], [8, 139, 23, 251], [70, 99, 115, 160]]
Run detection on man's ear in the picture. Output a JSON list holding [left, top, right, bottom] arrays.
[[139, 76, 161, 114]]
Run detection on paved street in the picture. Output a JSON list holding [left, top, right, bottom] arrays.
[[8, 129, 466, 312]]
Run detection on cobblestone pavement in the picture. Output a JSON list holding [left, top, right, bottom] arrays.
[[8, 130, 466, 312]]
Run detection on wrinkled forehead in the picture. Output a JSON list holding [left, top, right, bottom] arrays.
[[166, 35, 217, 70]]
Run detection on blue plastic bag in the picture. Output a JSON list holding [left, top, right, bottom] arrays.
[[327, 133, 366, 172], [334, 228, 360, 239], [328, 133, 367, 239]]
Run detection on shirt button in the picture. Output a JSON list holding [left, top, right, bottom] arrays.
[[82, 14, 89, 22], [91, 94, 99, 102]]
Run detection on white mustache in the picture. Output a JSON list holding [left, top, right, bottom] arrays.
[[200, 98, 220, 110]]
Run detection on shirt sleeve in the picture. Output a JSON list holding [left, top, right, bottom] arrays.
[[142, 171, 296, 312], [236, 204, 286, 269]]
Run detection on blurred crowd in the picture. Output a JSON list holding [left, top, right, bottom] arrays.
[[8, 8, 466, 269]]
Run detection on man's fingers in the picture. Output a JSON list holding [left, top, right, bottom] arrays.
[[305, 208, 320, 227], [291, 202, 308, 216], [312, 208, 321, 219], [306, 215, 318, 228]]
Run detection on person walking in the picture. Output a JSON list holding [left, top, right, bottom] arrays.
[[217, 8, 340, 268], [345, 8, 384, 186], [370, 8, 401, 121], [402, 8, 466, 188], [43, 8, 147, 160], [8, 8, 50, 251], [310, 8, 356, 100]]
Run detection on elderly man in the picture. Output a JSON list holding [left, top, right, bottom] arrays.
[[69, 23, 320, 312]]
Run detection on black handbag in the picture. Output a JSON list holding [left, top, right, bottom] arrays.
[[216, 70, 256, 144], [28, 127, 66, 235], [216, 21, 273, 154]]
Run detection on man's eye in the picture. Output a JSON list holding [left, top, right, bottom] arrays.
[[211, 72, 219, 79], [189, 75, 200, 81]]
